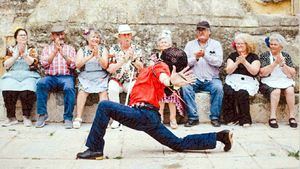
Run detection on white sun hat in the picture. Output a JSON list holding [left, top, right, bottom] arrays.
[[114, 24, 136, 37]]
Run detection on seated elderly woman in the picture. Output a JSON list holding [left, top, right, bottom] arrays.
[[150, 30, 185, 129], [259, 33, 297, 128], [222, 33, 260, 127], [73, 29, 109, 129], [0, 28, 40, 127]]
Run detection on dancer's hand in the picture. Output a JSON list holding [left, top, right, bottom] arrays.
[[170, 66, 196, 87]]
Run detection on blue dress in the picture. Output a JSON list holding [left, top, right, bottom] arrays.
[[77, 46, 109, 93], [0, 47, 40, 92]]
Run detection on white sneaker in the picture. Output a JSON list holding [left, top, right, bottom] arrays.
[[227, 121, 239, 126], [73, 118, 82, 129], [243, 123, 251, 128], [110, 120, 121, 129], [170, 120, 178, 129], [23, 116, 32, 127], [2, 118, 18, 127]]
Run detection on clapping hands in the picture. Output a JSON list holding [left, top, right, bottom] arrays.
[[236, 55, 247, 64], [54, 38, 62, 54], [91, 45, 99, 57], [120, 47, 134, 64], [194, 49, 205, 59], [18, 43, 26, 57], [274, 55, 285, 66]]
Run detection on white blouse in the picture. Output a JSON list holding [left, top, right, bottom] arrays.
[[261, 52, 295, 88]]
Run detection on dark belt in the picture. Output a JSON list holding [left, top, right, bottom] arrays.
[[131, 102, 159, 112]]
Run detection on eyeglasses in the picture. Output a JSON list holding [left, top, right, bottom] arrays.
[[235, 42, 246, 46], [17, 34, 27, 37]]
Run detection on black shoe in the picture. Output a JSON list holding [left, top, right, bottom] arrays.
[[211, 119, 221, 127], [217, 130, 233, 152], [76, 149, 103, 160], [184, 119, 199, 127], [289, 118, 298, 128], [269, 119, 279, 128]]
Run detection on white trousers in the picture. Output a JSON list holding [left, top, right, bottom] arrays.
[[108, 79, 136, 104]]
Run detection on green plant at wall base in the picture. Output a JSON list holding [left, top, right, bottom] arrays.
[[288, 150, 299, 160], [113, 156, 123, 159]]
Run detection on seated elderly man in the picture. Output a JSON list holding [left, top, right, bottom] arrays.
[[107, 24, 144, 129], [35, 24, 76, 129], [182, 21, 224, 127]]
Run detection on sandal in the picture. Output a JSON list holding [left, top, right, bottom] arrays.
[[268, 118, 278, 128], [289, 118, 298, 128]]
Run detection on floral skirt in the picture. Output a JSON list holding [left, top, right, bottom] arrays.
[[160, 91, 185, 116]]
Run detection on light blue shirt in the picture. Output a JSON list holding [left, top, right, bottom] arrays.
[[184, 38, 223, 81]]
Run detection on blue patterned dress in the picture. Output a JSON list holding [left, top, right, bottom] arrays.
[[0, 46, 40, 92], [77, 46, 109, 93]]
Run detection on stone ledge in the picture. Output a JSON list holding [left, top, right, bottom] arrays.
[[196, 92, 299, 123], [0, 92, 299, 123]]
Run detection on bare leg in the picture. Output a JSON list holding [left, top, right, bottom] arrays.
[[159, 102, 165, 122], [169, 102, 178, 129], [98, 91, 108, 103], [284, 87, 295, 118], [76, 90, 89, 119], [270, 89, 281, 120], [169, 103, 176, 121]]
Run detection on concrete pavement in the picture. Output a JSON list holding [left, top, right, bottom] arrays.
[[0, 122, 299, 169]]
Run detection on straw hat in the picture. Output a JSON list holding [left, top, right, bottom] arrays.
[[114, 24, 136, 37]]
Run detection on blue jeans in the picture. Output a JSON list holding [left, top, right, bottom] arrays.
[[86, 100, 217, 152], [181, 78, 223, 121], [36, 75, 75, 121]]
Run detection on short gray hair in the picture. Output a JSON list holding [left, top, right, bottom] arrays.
[[269, 33, 287, 48], [157, 30, 172, 45], [157, 36, 172, 46]]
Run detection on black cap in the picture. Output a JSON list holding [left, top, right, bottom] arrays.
[[196, 21, 210, 29]]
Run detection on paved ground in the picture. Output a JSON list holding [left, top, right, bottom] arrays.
[[0, 121, 299, 169]]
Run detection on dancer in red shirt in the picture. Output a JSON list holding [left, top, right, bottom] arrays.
[[77, 47, 233, 160]]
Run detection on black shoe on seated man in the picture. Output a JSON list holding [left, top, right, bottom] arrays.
[[76, 149, 103, 160], [211, 119, 221, 127], [184, 119, 199, 127], [216, 130, 233, 152]]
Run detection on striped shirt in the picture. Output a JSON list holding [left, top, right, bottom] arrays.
[[41, 42, 76, 76], [184, 38, 223, 81]]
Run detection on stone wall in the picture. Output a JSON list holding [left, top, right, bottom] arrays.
[[0, 0, 299, 121]]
